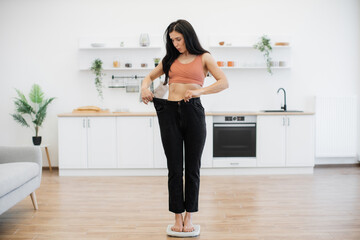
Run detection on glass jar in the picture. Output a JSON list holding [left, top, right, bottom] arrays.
[[113, 58, 120, 68]]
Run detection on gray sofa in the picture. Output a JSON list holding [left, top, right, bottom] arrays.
[[0, 146, 42, 215]]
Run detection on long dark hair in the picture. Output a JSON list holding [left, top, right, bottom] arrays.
[[162, 19, 209, 85]]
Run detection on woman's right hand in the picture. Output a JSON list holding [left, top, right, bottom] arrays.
[[141, 88, 154, 104], [140, 61, 163, 104]]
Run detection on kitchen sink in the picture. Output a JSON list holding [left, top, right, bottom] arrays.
[[262, 110, 304, 112]]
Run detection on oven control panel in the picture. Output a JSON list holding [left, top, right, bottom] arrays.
[[225, 116, 245, 121], [213, 115, 257, 123]]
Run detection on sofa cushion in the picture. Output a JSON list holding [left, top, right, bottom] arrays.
[[0, 162, 40, 198]]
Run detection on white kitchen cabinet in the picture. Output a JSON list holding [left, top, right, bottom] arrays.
[[58, 113, 314, 176], [117, 117, 154, 168], [257, 115, 314, 167], [58, 117, 117, 169], [257, 116, 286, 167], [286, 116, 315, 166], [58, 117, 88, 169], [87, 117, 117, 168]]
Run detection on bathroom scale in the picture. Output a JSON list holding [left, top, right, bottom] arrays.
[[166, 225, 200, 238]]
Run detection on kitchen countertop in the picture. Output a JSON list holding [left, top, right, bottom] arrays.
[[58, 111, 314, 117]]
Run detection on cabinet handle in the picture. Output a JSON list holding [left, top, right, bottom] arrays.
[[149, 118, 152, 127], [83, 119, 85, 128], [88, 119, 90, 128], [288, 117, 290, 126], [283, 117, 285, 126], [230, 162, 239, 166]]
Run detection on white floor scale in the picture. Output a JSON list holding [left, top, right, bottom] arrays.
[[166, 225, 201, 238]]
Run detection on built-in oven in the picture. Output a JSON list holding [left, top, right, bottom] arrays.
[[213, 115, 256, 167]]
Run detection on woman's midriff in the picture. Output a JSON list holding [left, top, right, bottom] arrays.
[[168, 83, 202, 101]]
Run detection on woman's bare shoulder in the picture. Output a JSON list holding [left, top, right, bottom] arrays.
[[202, 52, 215, 65], [202, 52, 214, 61]]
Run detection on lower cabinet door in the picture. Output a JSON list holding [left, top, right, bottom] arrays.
[[257, 116, 286, 167], [286, 116, 315, 166], [117, 117, 154, 168], [87, 117, 117, 168], [58, 117, 87, 169]]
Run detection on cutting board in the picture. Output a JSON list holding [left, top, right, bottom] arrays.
[[72, 106, 110, 114]]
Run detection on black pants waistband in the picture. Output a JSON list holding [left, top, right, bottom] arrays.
[[153, 97, 201, 106]]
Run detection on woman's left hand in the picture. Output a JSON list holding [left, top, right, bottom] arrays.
[[184, 89, 201, 102]]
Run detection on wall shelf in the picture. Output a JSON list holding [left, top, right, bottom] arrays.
[[78, 37, 162, 78], [209, 36, 292, 72], [80, 67, 155, 71], [219, 66, 291, 69], [209, 45, 291, 49], [79, 46, 161, 50]]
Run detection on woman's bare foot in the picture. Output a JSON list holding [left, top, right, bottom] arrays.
[[171, 213, 183, 232], [183, 212, 195, 232]]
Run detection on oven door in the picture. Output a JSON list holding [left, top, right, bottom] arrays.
[[213, 123, 256, 157]]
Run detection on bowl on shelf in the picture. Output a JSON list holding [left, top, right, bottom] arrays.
[[261, 110, 304, 112], [91, 43, 106, 47]]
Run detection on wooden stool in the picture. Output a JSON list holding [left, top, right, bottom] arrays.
[[39, 145, 52, 172]]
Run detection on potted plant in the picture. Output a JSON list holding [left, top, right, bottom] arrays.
[[90, 58, 105, 99], [253, 35, 273, 75], [153, 58, 161, 67], [11, 84, 55, 145]]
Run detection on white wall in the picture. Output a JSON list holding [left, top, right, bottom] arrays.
[[359, 0, 360, 161], [0, 0, 359, 166]]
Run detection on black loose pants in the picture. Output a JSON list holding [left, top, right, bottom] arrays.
[[153, 97, 206, 213]]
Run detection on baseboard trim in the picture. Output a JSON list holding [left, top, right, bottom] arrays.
[[315, 163, 360, 168], [315, 157, 358, 165], [59, 167, 314, 176]]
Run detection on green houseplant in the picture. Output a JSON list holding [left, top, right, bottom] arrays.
[[90, 58, 105, 99], [153, 58, 160, 67], [11, 84, 55, 145], [253, 35, 273, 75]]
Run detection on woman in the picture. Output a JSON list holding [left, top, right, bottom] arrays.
[[141, 19, 228, 233]]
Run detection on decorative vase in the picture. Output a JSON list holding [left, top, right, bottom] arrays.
[[139, 33, 150, 47], [32, 136, 42, 146]]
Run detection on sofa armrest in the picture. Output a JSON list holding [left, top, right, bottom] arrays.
[[0, 146, 42, 167]]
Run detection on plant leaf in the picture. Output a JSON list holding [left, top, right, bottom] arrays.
[[14, 98, 34, 114], [91, 58, 103, 75], [254, 35, 273, 75], [15, 89, 28, 103], [91, 58, 104, 99], [11, 113, 30, 128], [33, 97, 55, 127], [29, 84, 44, 104]]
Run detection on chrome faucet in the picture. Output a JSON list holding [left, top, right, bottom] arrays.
[[277, 88, 287, 111]]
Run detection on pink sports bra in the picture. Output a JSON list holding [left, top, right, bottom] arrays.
[[168, 55, 205, 87]]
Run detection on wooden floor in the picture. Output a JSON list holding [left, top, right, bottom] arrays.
[[1, 166, 360, 240]]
